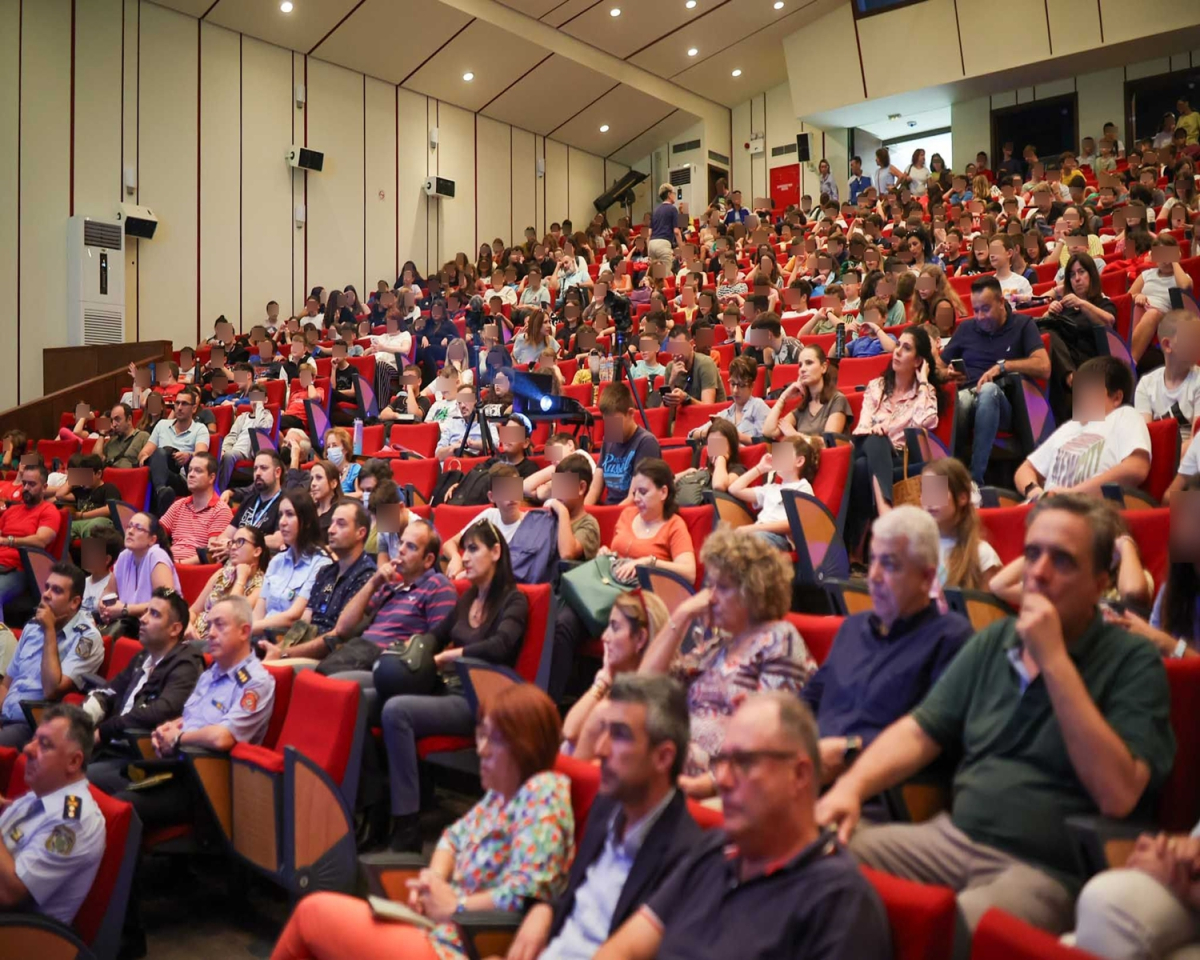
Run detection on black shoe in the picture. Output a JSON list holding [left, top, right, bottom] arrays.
[[388, 813, 422, 854]]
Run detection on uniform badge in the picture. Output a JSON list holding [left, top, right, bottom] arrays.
[[76, 636, 94, 659], [8, 825, 23, 843], [212, 700, 227, 712], [240, 690, 258, 711], [46, 825, 76, 856], [235, 667, 251, 686], [63, 795, 82, 821], [285, 589, 297, 601]]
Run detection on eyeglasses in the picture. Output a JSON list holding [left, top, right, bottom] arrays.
[[728, 380, 750, 389], [231, 537, 252, 548], [709, 748, 798, 778]]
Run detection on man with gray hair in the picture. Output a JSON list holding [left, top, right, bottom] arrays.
[[801, 505, 971, 786], [506, 675, 700, 960], [88, 595, 275, 828], [818, 493, 1176, 943], [594, 693, 890, 959]]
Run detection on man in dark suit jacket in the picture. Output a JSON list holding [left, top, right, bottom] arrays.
[[81, 587, 205, 748], [505, 674, 701, 960]]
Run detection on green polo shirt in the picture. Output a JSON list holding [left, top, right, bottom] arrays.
[[911, 611, 1174, 888]]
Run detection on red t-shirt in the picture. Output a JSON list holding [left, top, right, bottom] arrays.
[[284, 386, 325, 424], [0, 500, 62, 571]]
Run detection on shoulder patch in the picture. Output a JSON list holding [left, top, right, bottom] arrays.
[[235, 667, 251, 686], [239, 690, 258, 712], [63, 795, 82, 821], [46, 824, 76, 856], [76, 636, 94, 659]]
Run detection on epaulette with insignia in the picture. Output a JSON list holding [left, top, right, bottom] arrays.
[[235, 667, 251, 685], [63, 795, 81, 821]]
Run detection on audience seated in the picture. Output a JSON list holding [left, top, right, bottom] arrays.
[[97, 512, 182, 638], [139, 385, 210, 513], [588, 383, 662, 506], [92, 404, 149, 471], [1, 563, 104, 748], [1135, 309, 1200, 454], [271, 684, 572, 960], [57, 453, 121, 540], [379, 519, 529, 852], [158, 453, 233, 565], [916, 458, 1004, 590], [251, 490, 332, 637], [0, 704, 107, 926], [727, 434, 822, 549], [817, 494, 1176, 944], [186, 526, 269, 642], [0, 461, 62, 621]]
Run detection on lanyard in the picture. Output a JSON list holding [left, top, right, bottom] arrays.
[[245, 492, 281, 528]]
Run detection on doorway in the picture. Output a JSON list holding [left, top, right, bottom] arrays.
[[708, 164, 729, 206], [991, 93, 1079, 166], [1125, 68, 1200, 147]]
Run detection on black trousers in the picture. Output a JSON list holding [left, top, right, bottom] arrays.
[[845, 435, 920, 553], [88, 756, 195, 830]]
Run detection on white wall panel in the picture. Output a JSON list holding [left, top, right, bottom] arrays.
[[365, 76, 397, 295], [200, 21, 240, 330], [396, 87, 428, 277], [74, 0, 123, 221], [434, 102, 476, 266], [292, 52, 306, 313], [1076, 67, 1125, 148], [568, 146, 603, 229], [544, 139, 568, 233], [0, 0, 19, 408], [477, 117, 512, 259], [122, 0, 139, 339], [511, 128, 536, 245]]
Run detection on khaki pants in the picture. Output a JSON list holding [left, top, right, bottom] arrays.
[[1071, 868, 1200, 959], [647, 238, 673, 274], [851, 812, 1074, 954]]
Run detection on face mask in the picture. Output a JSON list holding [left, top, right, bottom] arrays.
[[327, 446, 345, 466]]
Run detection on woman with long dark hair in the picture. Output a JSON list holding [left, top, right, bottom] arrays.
[[763, 344, 852, 438], [377, 518, 532, 850], [252, 490, 330, 636]]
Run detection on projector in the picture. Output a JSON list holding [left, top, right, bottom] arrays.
[[117, 203, 158, 240], [286, 145, 324, 172], [423, 177, 456, 200]]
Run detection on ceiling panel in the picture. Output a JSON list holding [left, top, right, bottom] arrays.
[[551, 84, 677, 157], [539, 0, 598, 27], [628, 0, 800, 79], [402, 19, 550, 114], [206, 0, 359, 53], [559, 0, 722, 59], [481, 54, 616, 136], [149, 0, 216, 17], [312, 0, 471, 84], [610, 109, 702, 165], [494, 0, 569, 16]]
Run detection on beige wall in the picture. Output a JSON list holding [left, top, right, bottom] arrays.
[[1, 0, 622, 405]]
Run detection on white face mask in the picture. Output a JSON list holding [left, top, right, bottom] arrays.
[[327, 446, 345, 467]]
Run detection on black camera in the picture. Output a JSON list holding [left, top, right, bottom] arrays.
[[606, 290, 633, 334]]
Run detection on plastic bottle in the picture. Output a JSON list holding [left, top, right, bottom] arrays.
[[352, 418, 364, 456]]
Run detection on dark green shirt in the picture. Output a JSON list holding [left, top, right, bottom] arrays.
[[911, 612, 1175, 887]]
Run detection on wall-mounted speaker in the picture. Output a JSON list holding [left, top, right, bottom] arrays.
[[796, 133, 811, 163]]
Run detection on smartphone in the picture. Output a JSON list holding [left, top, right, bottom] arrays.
[[950, 359, 967, 375]]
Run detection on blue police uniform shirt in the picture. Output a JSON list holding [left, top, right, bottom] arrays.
[[2, 610, 105, 723], [259, 548, 332, 618], [0, 779, 106, 926], [181, 652, 275, 745]]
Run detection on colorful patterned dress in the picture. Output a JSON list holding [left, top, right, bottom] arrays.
[[672, 619, 817, 776], [429, 769, 575, 960]]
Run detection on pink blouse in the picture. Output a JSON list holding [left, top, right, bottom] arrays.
[[852, 376, 938, 449]]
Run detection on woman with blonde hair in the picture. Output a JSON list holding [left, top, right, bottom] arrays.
[[561, 590, 669, 760], [918, 458, 1001, 590], [910, 265, 964, 329]]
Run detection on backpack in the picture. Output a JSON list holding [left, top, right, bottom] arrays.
[[508, 509, 560, 584], [440, 463, 495, 507], [675, 469, 712, 507]]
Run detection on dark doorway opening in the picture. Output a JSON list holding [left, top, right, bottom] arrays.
[[1125, 68, 1200, 148], [707, 164, 729, 206], [991, 93, 1079, 167]]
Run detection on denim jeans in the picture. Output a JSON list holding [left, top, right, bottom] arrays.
[[958, 382, 1012, 485]]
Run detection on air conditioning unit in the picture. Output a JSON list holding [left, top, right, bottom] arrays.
[[423, 176, 456, 200], [67, 217, 125, 346], [668, 164, 695, 203]]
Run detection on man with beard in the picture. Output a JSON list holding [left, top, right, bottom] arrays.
[[93, 402, 149, 470], [0, 461, 62, 623], [210, 450, 288, 561], [504, 675, 700, 960]]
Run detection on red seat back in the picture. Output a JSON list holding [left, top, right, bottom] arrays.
[[176, 563, 221, 606], [969, 908, 1091, 959], [979, 503, 1033, 565], [432, 503, 488, 542], [553, 752, 600, 848], [673, 402, 732, 438], [837, 354, 891, 389], [584, 505, 627, 549], [262, 662, 296, 750], [75, 786, 138, 947], [1158, 658, 1200, 832], [389, 423, 440, 458], [106, 636, 142, 681], [346, 355, 376, 386], [102, 468, 150, 511], [862, 866, 957, 960], [274, 671, 360, 785], [513, 583, 552, 684], [811, 444, 852, 520], [1141, 419, 1180, 503], [1121, 508, 1169, 588], [389, 456, 440, 502], [785, 613, 844, 666], [36, 437, 81, 469], [660, 446, 694, 474], [50, 506, 71, 560]]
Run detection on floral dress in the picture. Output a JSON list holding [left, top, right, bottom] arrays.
[[671, 620, 817, 776], [429, 770, 575, 959], [192, 564, 265, 639]]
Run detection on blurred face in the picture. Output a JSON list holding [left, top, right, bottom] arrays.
[[476, 714, 521, 797], [915, 275, 936, 301], [461, 533, 501, 585], [988, 240, 1009, 271], [186, 459, 214, 494], [932, 300, 956, 336], [1022, 509, 1107, 630], [276, 498, 299, 547], [798, 348, 826, 389], [867, 533, 932, 626], [629, 473, 667, 520], [23, 717, 84, 796], [919, 471, 957, 532], [206, 601, 250, 666]]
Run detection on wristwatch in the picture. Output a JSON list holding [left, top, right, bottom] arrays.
[[455, 894, 468, 915], [843, 735, 863, 767], [997, 359, 1007, 376]]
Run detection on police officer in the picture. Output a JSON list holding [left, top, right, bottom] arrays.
[[87, 594, 274, 828], [0, 562, 104, 748], [0, 703, 106, 926]]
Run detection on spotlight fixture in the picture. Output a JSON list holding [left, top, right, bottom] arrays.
[[600, 124, 610, 132], [687, 47, 699, 56], [610, 7, 621, 15], [686, 0, 697, 7], [774, 1, 784, 8], [462, 71, 474, 82], [731, 69, 742, 77], [280, 1, 293, 10]]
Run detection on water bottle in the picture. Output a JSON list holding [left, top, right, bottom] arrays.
[[835, 322, 847, 360], [352, 418, 363, 456]]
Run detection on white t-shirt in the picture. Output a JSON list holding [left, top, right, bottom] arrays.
[[906, 165, 931, 197], [1134, 366, 1200, 441], [1139, 267, 1180, 313], [1180, 434, 1200, 478], [936, 536, 1001, 588], [997, 272, 1034, 300], [458, 506, 524, 545], [1027, 405, 1152, 491], [753, 478, 814, 526], [82, 572, 114, 619]]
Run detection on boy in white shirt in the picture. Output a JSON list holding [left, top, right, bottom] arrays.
[[1134, 309, 1200, 451], [727, 435, 822, 550], [1015, 356, 1152, 499], [443, 464, 525, 577]]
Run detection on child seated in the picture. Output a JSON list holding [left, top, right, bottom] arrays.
[[726, 435, 823, 550]]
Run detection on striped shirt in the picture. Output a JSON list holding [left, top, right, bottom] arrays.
[[363, 569, 457, 649], [160, 495, 234, 563]]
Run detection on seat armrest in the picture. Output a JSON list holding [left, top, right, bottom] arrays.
[[358, 852, 429, 900], [455, 910, 524, 960], [1065, 814, 1153, 878]]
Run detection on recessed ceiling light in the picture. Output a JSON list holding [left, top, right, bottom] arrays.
[[609, 7, 621, 15], [774, 1, 784, 8], [731, 68, 742, 77], [280, 0, 293, 11], [686, 0, 697, 6], [600, 124, 610, 132], [687, 47, 698, 56], [462, 71, 474, 82]]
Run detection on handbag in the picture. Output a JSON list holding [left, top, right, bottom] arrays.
[[372, 633, 440, 699], [890, 446, 924, 508], [560, 555, 634, 637]]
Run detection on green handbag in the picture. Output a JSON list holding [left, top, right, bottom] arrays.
[[560, 555, 634, 636]]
